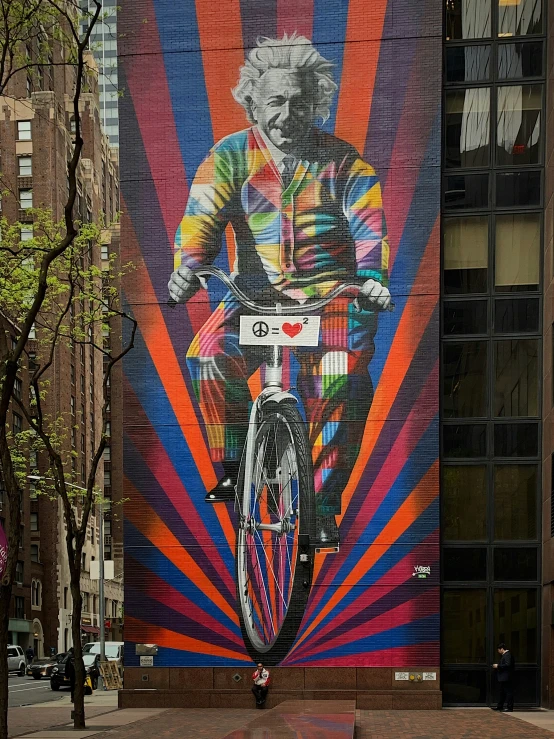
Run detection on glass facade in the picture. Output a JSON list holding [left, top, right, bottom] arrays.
[[442, 0, 544, 706], [81, 0, 119, 146]]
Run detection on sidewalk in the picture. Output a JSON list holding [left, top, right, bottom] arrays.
[[9, 695, 554, 739]]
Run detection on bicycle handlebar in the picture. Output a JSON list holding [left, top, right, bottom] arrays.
[[168, 265, 394, 314]]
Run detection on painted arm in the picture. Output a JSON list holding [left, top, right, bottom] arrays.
[[343, 157, 390, 287]]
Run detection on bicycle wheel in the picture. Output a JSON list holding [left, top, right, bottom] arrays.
[[236, 400, 315, 665]]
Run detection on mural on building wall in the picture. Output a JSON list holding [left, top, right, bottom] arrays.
[[120, 0, 441, 667]]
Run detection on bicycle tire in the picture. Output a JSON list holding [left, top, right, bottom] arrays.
[[235, 400, 315, 665]]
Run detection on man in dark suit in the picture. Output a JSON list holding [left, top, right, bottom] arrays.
[[493, 642, 515, 712]]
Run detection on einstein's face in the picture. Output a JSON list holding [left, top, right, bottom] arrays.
[[251, 69, 315, 153]]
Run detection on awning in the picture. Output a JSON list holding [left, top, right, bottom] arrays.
[[81, 625, 100, 635]]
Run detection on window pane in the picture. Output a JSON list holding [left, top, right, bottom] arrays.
[[443, 341, 488, 418], [443, 548, 487, 581], [495, 214, 540, 292], [444, 217, 488, 294], [444, 174, 489, 210], [494, 548, 538, 580], [445, 89, 490, 168], [494, 464, 537, 540], [498, 0, 542, 37], [498, 42, 543, 79], [442, 669, 487, 704], [494, 423, 538, 457], [446, 0, 491, 39], [494, 298, 539, 334], [446, 46, 491, 82], [442, 465, 487, 540], [494, 339, 539, 417], [443, 301, 487, 335], [496, 171, 540, 208], [494, 589, 538, 664], [443, 590, 487, 663], [496, 85, 542, 166], [443, 424, 487, 458]]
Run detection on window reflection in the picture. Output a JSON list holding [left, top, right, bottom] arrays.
[[495, 214, 540, 291], [445, 173, 489, 210], [444, 548, 487, 580], [494, 298, 539, 333], [442, 465, 487, 540], [494, 464, 537, 540], [446, 89, 490, 168], [443, 424, 487, 457], [497, 85, 542, 166], [494, 548, 538, 580], [494, 589, 538, 664], [496, 171, 540, 207], [443, 300, 488, 335], [498, 0, 542, 38], [443, 341, 488, 417], [498, 42, 543, 79], [446, 0, 491, 40], [442, 670, 487, 703], [494, 422, 539, 457], [446, 46, 491, 82], [443, 589, 487, 663], [444, 217, 488, 294], [494, 339, 538, 417]]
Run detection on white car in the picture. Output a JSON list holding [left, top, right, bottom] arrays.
[[82, 641, 123, 663], [7, 646, 26, 676]]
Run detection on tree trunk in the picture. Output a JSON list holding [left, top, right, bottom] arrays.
[[70, 579, 85, 729], [0, 582, 12, 739]]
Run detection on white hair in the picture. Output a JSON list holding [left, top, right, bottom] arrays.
[[232, 33, 338, 124]]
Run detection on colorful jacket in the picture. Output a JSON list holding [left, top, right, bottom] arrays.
[[174, 126, 389, 300], [252, 668, 270, 686]]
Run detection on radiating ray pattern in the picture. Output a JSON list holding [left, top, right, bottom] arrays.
[[120, 0, 441, 667]]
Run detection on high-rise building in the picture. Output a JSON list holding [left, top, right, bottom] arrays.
[[0, 41, 123, 653], [82, 0, 119, 147], [119, 0, 554, 710]]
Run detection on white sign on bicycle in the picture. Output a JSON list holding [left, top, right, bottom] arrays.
[[239, 315, 321, 346]]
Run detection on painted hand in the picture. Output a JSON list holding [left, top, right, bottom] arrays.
[[358, 278, 391, 311], [168, 264, 202, 304]]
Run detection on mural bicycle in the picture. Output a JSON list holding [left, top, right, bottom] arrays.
[[121, 0, 441, 667]]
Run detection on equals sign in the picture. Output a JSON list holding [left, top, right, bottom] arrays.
[[271, 328, 279, 334]]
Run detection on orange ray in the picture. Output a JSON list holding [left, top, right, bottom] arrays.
[[338, 217, 439, 522], [194, 0, 246, 142], [334, 0, 388, 154], [122, 208, 237, 552], [292, 461, 438, 653], [125, 616, 249, 661], [126, 480, 238, 625]]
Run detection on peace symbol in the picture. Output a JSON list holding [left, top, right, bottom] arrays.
[[252, 321, 269, 338]]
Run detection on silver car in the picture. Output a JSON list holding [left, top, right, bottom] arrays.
[[7, 646, 26, 675]]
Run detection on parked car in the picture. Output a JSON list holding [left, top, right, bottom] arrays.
[[27, 654, 66, 680], [7, 646, 26, 676], [83, 641, 123, 663], [50, 653, 100, 691]]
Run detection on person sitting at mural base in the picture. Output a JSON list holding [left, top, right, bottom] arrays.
[[252, 663, 270, 708], [168, 33, 391, 548]]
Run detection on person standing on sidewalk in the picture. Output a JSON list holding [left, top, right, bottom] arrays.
[[251, 663, 270, 708], [25, 646, 34, 665], [493, 643, 515, 712]]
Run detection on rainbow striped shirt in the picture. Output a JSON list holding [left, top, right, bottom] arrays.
[[175, 126, 389, 300]]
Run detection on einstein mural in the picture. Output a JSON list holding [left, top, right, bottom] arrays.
[[121, 0, 441, 670]]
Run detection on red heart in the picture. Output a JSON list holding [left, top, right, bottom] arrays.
[[282, 322, 303, 338]]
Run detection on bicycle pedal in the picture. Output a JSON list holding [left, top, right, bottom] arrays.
[[315, 545, 340, 554]]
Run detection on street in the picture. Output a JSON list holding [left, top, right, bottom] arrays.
[[8, 675, 64, 708]]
